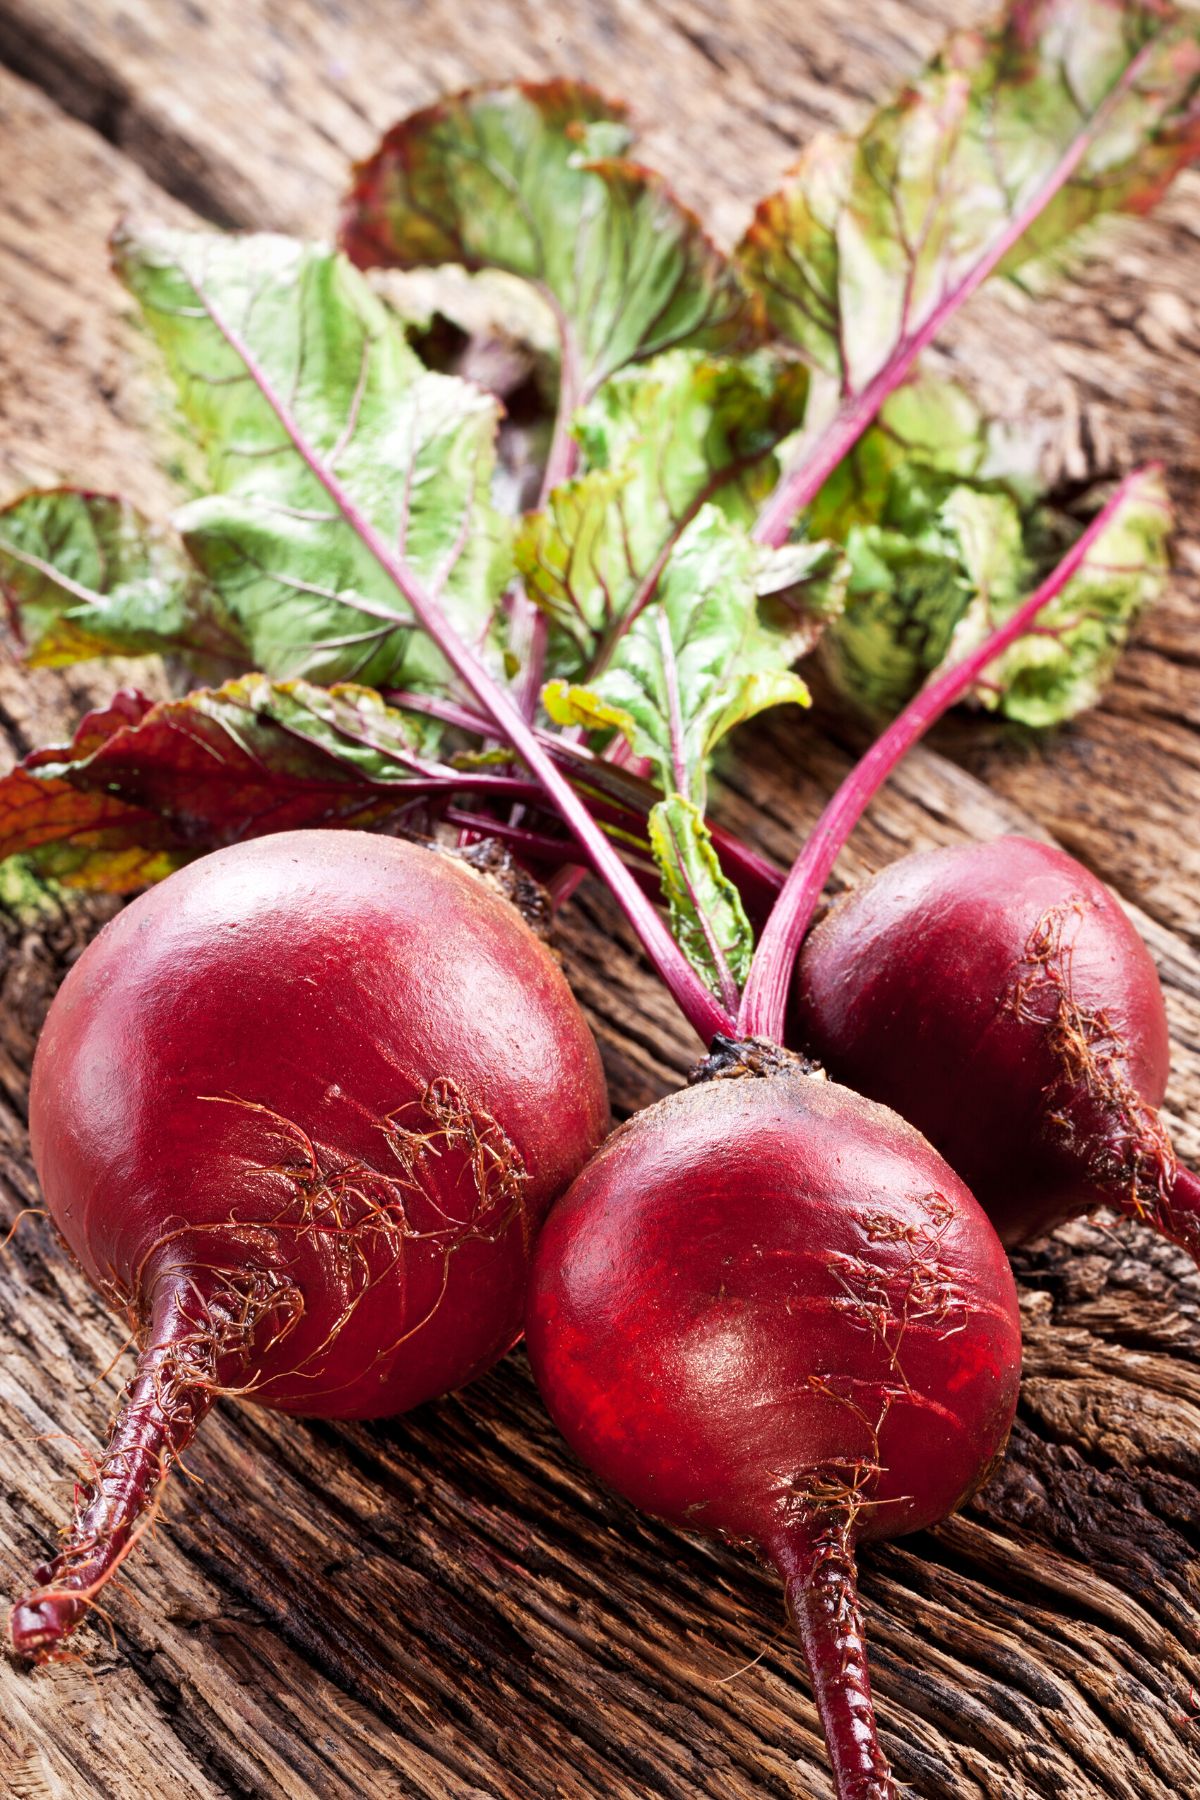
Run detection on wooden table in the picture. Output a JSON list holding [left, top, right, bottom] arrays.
[[1, 3, 1198, 1794]]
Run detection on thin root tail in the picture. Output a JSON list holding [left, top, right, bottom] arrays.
[[8, 1266, 286, 1661], [772, 1517, 897, 1800]]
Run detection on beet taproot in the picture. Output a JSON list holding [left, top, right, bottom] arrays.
[[10, 829, 608, 1658], [795, 835, 1200, 1253], [526, 1053, 1021, 1799]]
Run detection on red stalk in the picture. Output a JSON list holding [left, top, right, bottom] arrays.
[[384, 686, 784, 924]]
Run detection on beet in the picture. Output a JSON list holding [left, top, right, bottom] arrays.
[[526, 1054, 1021, 1799], [10, 829, 608, 1659], [795, 835, 1200, 1254]]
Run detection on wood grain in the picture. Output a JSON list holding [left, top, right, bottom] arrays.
[[0, 3, 1199, 1795]]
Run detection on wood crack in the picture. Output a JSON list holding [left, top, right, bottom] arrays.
[[0, 11, 246, 227]]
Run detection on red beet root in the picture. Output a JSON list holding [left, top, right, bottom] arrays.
[[526, 1054, 1021, 1799], [796, 835, 1200, 1254], [11, 830, 608, 1659]]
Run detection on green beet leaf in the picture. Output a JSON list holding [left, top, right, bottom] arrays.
[[648, 794, 755, 1012], [807, 373, 1172, 725], [942, 465, 1173, 727], [739, 0, 1200, 397], [341, 82, 756, 406], [822, 484, 1031, 720], [0, 489, 237, 672], [810, 378, 1039, 720], [113, 225, 512, 693], [808, 375, 1041, 541], [516, 348, 810, 679], [543, 507, 824, 808]]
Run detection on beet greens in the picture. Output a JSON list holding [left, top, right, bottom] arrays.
[[3, 0, 1196, 959]]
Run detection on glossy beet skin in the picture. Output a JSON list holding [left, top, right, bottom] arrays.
[[527, 1065, 1021, 1800], [795, 835, 1200, 1253], [12, 830, 608, 1658]]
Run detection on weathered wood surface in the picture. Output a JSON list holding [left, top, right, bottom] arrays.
[[0, 2, 1199, 1793]]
